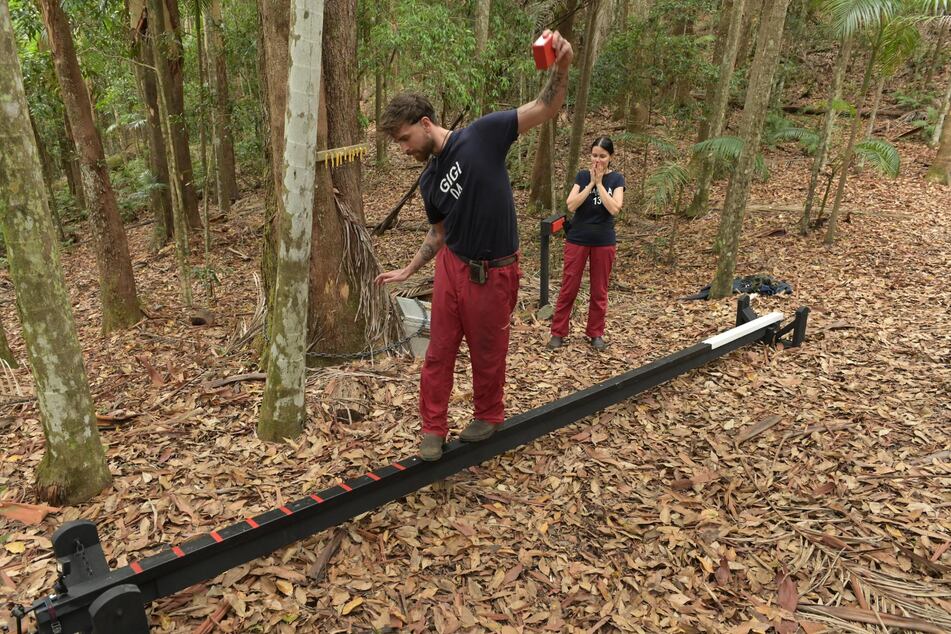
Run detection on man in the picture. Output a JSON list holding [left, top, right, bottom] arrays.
[[375, 30, 573, 461]]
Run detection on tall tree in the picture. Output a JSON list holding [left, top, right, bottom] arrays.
[[259, 0, 323, 442], [687, 0, 748, 217], [37, 0, 143, 334], [710, 0, 793, 298], [564, 0, 603, 196], [800, 34, 853, 233], [204, 0, 239, 205], [0, 2, 111, 503], [129, 0, 174, 248], [927, 102, 951, 183]]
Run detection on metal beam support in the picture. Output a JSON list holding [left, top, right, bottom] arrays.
[[539, 211, 565, 310], [23, 298, 807, 634]]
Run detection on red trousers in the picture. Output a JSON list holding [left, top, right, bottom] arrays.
[[551, 242, 616, 339], [420, 248, 521, 437]]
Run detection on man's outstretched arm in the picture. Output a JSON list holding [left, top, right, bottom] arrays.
[[517, 30, 574, 135], [375, 221, 446, 285]]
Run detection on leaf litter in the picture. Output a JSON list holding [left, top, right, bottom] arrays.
[[0, 130, 949, 632]]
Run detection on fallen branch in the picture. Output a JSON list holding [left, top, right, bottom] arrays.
[[191, 601, 231, 634], [308, 528, 344, 582], [797, 604, 947, 633], [203, 373, 266, 389], [735, 415, 783, 445]]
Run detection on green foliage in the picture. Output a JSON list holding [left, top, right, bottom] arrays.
[[762, 113, 821, 153], [853, 137, 901, 177], [892, 87, 936, 109], [110, 158, 162, 222], [821, 0, 902, 37], [691, 135, 769, 179], [644, 162, 690, 213]]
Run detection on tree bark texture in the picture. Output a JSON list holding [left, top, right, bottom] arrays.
[[205, 0, 239, 204], [37, 0, 143, 334], [0, 3, 112, 503], [800, 34, 852, 233], [564, 0, 602, 197], [157, 0, 202, 229], [687, 0, 747, 217], [259, 0, 324, 442], [129, 0, 174, 248], [926, 98, 951, 184], [710, 0, 792, 298], [930, 71, 951, 149]]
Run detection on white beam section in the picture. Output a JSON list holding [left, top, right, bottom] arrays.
[[703, 312, 784, 349]]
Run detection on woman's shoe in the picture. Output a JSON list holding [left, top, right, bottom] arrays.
[[546, 336, 564, 350], [590, 336, 606, 351]]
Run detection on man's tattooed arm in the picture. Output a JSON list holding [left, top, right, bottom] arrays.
[[405, 225, 445, 276], [539, 66, 569, 107]]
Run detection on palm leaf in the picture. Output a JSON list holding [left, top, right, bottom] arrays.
[[645, 162, 690, 212], [820, 0, 901, 36], [770, 127, 822, 154], [853, 138, 900, 177], [691, 135, 745, 164], [875, 17, 922, 77], [622, 131, 679, 158]]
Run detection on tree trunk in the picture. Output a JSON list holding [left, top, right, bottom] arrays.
[[529, 0, 578, 210], [60, 113, 86, 210], [922, 23, 946, 89], [857, 75, 885, 170], [474, 0, 491, 113], [687, 0, 747, 217], [926, 98, 951, 184], [306, 0, 399, 361], [374, 60, 386, 166], [37, 0, 142, 334], [823, 32, 880, 244], [129, 0, 174, 248], [205, 0, 239, 204], [930, 71, 951, 149], [710, 0, 792, 298], [157, 0, 202, 229], [564, 0, 603, 196], [28, 110, 65, 242], [0, 4, 111, 503], [148, 0, 193, 305], [736, 0, 764, 67], [800, 34, 852, 234], [259, 0, 323, 442], [0, 317, 16, 368]]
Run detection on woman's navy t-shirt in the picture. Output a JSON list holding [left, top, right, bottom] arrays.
[[565, 170, 626, 247], [420, 110, 519, 261]]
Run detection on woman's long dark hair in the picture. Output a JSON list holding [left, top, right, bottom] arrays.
[[591, 136, 614, 155]]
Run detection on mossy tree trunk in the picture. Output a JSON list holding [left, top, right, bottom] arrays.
[[564, 0, 603, 197], [929, 71, 951, 150], [37, 0, 143, 334], [0, 4, 111, 504], [710, 0, 792, 298], [800, 34, 852, 234], [258, 0, 324, 442], [687, 0, 747, 217], [926, 97, 951, 184]]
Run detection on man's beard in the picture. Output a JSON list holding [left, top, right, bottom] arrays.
[[413, 136, 436, 162]]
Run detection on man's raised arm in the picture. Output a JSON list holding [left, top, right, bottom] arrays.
[[517, 30, 574, 135]]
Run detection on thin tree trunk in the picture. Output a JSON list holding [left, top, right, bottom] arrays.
[[926, 96, 951, 184], [130, 0, 174, 248], [374, 60, 386, 166], [710, 0, 792, 298], [148, 0, 192, 305], [158, 0, 202, 229], [736, 0, 764, 67], [0, 318, 16, 368], [474, 0, 491, 113], [259, 0, 323, 442], [0, 3, 111, 503], [60, 113, 85, 210], [857, 75, 885, 170], [205, 0, 238, 204], [824, 31, 880, 244], [37, 0, 142, 334], [28, 110, 65, 242], [922, 23, 946, 88], [195, 0, 216, 253], [930, 71, 951, 149], [564, 0, 603, 196], [687, 0, 747, 217], [801, 34, 852, 234]]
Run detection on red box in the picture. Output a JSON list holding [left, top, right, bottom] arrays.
[[533, 33, 555, 70]]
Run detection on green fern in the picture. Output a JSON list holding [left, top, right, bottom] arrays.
[[644, 162, 689, 213], [853, 138, 900, 178]]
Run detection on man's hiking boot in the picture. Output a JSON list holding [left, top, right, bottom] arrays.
[[419, 434, 445, 461], [546, 335, 564, 350], [460, 419, 499, 442], [590, 336, 607, 351]]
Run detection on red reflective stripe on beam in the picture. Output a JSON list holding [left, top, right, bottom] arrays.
[[392, 462, 406, 471], [130, 561, 143, 574], [210, 531, 223, 543], [339, 483, 353, 492], [246, 518, 260, 529], [172, 546, 185, 558], [310, 494, 324, 503], [551, 217, 565, 233], [366, 472, 381, 481], [279, 506, 292, 516]]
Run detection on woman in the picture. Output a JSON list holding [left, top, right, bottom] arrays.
[[547, 137, 625, 351]]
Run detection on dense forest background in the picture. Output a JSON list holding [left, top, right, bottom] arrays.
[[1, 0, 950, 632]]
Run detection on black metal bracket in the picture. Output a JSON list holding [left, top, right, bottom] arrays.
[[539, 211, 566, 310], [25, 298, 806, 633], [735, 294, 809, 348]]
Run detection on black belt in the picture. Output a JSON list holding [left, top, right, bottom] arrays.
[[454, 252, 518, 268]]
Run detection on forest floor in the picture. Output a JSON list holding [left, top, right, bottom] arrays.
[[1, 117, 950, 633]]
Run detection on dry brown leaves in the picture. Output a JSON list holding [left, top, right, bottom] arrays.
[[0, 129, 949, 633]]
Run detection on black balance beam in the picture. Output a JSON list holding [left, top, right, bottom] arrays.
[[17, 297, 807, 634]]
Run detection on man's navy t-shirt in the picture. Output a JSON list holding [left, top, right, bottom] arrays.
[[420, 110, 519, 261], [565, 170, 626, 247]]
